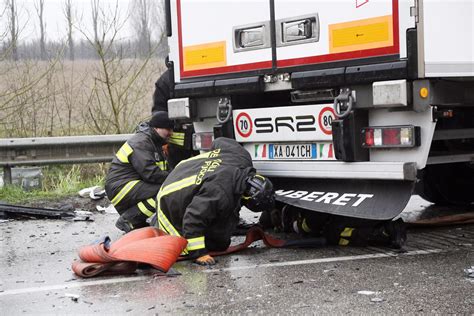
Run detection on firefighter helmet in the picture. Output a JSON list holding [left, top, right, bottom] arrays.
[[242, 174, 275, 212]]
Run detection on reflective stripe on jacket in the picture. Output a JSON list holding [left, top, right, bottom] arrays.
[[156, 138, 255, 253], [105, 124, 169, 203]]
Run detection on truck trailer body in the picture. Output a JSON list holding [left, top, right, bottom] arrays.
[[164, 0, 474, 220]]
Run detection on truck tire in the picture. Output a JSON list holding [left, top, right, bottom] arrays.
[[415, 163, 474, 206]]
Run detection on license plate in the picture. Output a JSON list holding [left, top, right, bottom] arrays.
[[270, 144, 316, 159], [246, 142, 335, 160]]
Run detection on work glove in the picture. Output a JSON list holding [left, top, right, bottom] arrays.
[[194, 254, 216, 266]]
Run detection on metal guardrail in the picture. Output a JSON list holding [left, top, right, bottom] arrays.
[[0, 134, 133, 185]]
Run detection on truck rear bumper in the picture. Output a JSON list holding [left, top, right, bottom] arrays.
[[254, 161, 417, 181]]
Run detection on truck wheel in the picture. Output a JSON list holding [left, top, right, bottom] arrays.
[[416, 163, 474, 206]]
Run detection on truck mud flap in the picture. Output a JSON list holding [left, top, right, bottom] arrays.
[[271, 178, 415, 220]]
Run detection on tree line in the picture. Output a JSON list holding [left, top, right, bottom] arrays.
[[0, 0, 168, 138], [1, 0, 167, 60]]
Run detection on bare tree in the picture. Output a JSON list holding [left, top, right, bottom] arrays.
[[1, 0, 161, 138], [130, 0, 152, 58], [91, 0, 100, 46], [149, 0, 166, 56], [130, 0, 167, 58], [77, 0, 160, 134], [0, 3, 8, 56], [5, 0, 18, 60], [63, 0, 74, 61], [34, 0, 46, 60], [0, 0, 62, 136]]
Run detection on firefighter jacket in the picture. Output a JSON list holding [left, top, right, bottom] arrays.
[[151, 69, 195, 166], [156, 137, 255, 255], [105, 123, 169, 205], [152, 69, 173, 113]]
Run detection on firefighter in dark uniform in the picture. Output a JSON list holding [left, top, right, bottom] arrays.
[[300, 211, 407, 249], [151, 137, 275, 265], [105, 111, 174, 233], [152, 69, 173, 114], [152, 68, 197, 169], [262, 205, 407, 249]]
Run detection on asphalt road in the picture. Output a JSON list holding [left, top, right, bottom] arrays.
[[1, 196, 473, 314]]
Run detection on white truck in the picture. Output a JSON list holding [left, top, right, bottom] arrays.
[[164, 0, 474, 220]]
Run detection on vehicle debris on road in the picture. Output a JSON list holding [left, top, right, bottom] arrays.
[[96, 204, 117, 214], [0, 203, 75, 220], [78, 186, 106, 200], [0, 202, 95, 221], [464, 266, 474, 278]]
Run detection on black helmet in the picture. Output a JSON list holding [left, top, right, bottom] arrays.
[[242, 174, 275, 212]]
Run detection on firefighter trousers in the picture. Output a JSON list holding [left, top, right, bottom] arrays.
[[111, 180, 161, 229]]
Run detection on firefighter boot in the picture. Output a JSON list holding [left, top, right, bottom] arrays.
[[385, 218, 407, 249], [115, 206, 150, 233], [292, 217, 313, 237], [115, 216, 134, 233]]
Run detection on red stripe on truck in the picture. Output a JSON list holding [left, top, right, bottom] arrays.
[[177, 0, 400, 78]]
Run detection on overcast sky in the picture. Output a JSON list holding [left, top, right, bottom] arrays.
[[3, 0, 135, 42]]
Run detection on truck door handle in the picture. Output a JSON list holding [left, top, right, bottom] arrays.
[[276, 14, 320, 47], [233, 21, 271, 52]]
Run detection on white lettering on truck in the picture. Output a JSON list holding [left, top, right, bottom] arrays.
[[333, 193, 357, 206], [286, 191, 308, 198], [301, 191, 324, 201], [275, 190, 374, 207]]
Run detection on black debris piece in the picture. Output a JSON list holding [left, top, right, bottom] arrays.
[[0, 203, 75, 220]]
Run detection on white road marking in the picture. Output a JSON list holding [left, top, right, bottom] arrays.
[[0, 276, 149, 297], [0, 248, 444, 297], [203, 248, 445, 273]]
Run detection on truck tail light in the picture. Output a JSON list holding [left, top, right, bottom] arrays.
[[192, 132, 214, 151], [383, 128, 400, 145], [364, 128, 374, 147], [362, 126, 420, 148]]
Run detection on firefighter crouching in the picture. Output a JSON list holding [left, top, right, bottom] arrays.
[[150, 137, 275, 265], [261, 205, 407, 249], [105, 111, 174, 233]]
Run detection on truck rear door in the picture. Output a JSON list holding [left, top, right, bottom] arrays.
[[170, 1, 416, 82]]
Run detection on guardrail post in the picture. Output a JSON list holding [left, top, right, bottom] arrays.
[[3, 166, 12, 185]]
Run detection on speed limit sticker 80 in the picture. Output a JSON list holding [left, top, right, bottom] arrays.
[[318, 107, 337, 135]]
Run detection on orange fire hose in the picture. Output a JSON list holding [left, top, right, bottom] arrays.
[[72, 227, 187, 278], [72, 226, 324, 278]]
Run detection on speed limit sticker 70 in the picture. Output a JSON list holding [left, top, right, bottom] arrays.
[[318, 107, 337, 135], [235, 112, 253, 138]]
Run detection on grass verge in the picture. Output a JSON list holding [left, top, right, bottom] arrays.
[[0, 164, 107, 204]]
